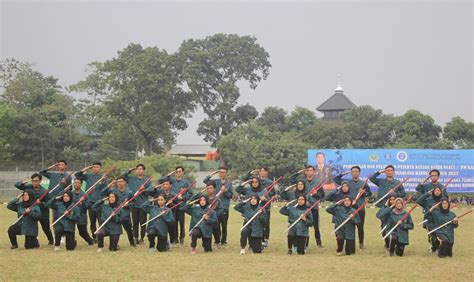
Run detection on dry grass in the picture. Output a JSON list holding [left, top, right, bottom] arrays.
[[0, 204, 473, 281]]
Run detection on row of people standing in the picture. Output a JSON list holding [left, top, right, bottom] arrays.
[[7, 161, 463, 258]]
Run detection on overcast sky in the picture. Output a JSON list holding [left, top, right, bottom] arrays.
[[1, 0, 472, 144]]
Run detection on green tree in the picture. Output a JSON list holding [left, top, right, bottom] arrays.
[[391, 110, 442, 148], [341, 105, 395, 147], [71, 43, 195, 154], [0, 59, 81, 164], [178, 33, 271, 145], [257, 106, 288, 132], [443, 116, 474, 148], [286, 106, 318, 132], [218, 122, 309, 178]]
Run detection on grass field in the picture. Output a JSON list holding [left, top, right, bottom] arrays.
[[0, 203, 472, 281]]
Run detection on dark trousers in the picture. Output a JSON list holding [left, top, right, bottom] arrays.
[[77, 224, 93, 245], [263, 209, 271, 240], [131, 207, 147, 240], [97, 229, 120, 251], [437, 234, 453, 257], [357, 210, 365, 244], [54, 224, 76, 250], [382, 229, 389, 248], [166, 221, 177, 243], [8, 224, 37, 249], [240, 226, 262, 253], [148, 231, 168, 252], [122, 220, 134, 245], [175, 209, 186, 241], [388, 234, 405, 256], [218, 210, 229, 244], [39, 215, 54, 243], [311, 209, 322, 245], [288, 229, 306, 255], [429, 233, 439, 252], [191, 228, 212, 252], [212, 222, 221, 244], [88, 208, 100, 239], [336, 235, 355, 255]]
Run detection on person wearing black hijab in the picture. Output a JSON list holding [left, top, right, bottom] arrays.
[[427, 199, 458, 258], [7, 190, 43, 249], [326, 195, 360, 256], [47, 190, 80, 251], [280, 195, 313, 255], [179, 195, 218, 254], [234, 194, 268, 255], [92, 191, 125, 252]]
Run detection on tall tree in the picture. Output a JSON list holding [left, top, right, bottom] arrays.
[[71, 43, 195, 154], [0, 59, 80, 164], [178, 33, 271, 145], [391, 110, 442, 148], [443, 116, 474, 148], [257, 106, 288, 132]]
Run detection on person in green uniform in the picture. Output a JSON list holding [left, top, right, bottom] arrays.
[[75, 162, 107, 242], [333, 166, 372, 249], [141, 194, 175, 253], [235, 194, 267, 255], [369, 165, 406, 208], [289, 165, 323, 248], [180, 195, 218, 254], [326, 195, 360, 256], [93, 191, 125, 252], [379, 198, 414, 256], [71, 178, 94, 246], [280, 195, 313, 255], [15, 173, 54, 245], [7, 190, 42, 249], [202, 166, 233, 247], [123, 163, 151, 244], [47, 190, 80, 251], [426, 199, 458, 258]]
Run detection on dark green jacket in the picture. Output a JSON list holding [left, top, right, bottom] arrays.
[[75, 171, 108, 207], [7, 199, 42, 236], [141, 203, 175, 237], [415, 182, 449, 198], [384, 210, 414, 245], [72, 190, 88, 225], [14, 182, 50, 220], [92, 200, 124, 235], [202, 176, 233, 210], [326, 204, 360, 240], [180, 203, 217, 239], [333, 175, 372, 208], [40, 169, 71, 198], [158, 176, 193, 201], [235, 184, 272, 210], [288, 175, 324, 209], [46, 198, 80, 233], [279, 205, 313, 237], [241, 172, 274, 191], [369, 172, 406, 207], [122, 172, 151, 208], [234, 202, 267, 238], [101, 187, 133, 221], [427, 210, 457, 243]]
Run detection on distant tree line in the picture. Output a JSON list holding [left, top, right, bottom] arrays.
[[0, 33, 472, 171]]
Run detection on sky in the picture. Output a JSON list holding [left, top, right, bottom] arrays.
[[1, 0, 472, 145]]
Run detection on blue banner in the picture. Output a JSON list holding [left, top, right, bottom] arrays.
[[307, 149, 474, 193]]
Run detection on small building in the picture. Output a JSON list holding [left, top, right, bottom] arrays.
[[167, 144, 216, 159], [167, 144, 218, 172], [317, 81, 356, 120]]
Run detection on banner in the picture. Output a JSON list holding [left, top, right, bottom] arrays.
[[307, 149, 474, 193]]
